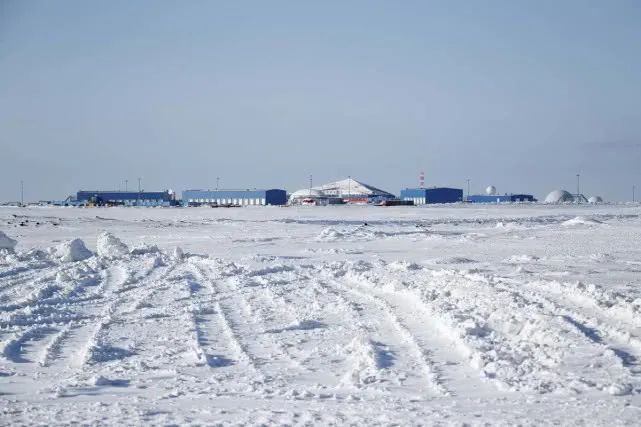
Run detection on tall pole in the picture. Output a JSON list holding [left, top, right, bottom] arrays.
[[137, 177, 141, 206], [634, 185, 636, 203], [576, 174, 580, 204], [125, 179, 128, 192], [20, 180, 24, 206], [347, 175, 351, 202], [309, 174, 312, 196], [216, 177, 220, 191], [466, 179, 470, 201]]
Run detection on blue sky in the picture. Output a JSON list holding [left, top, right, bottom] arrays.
[[2, 0, 640, 201]]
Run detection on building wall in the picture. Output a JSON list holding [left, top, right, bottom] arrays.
[[467, 194, 536, 203], [76, 191, 172, 206], [182, 189, 287, 206], [400, 188, 463, 205]]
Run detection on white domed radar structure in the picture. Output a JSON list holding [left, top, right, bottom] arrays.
[[544, 190, 574, 204], [588, 196, 603, 204], [485, 185, 497, 196]]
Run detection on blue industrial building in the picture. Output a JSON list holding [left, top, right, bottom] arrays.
[[76, 190, 175, 206], [466, 194, 536, 203], [400, 187, 463, 205], [182, 189, 287, 206]]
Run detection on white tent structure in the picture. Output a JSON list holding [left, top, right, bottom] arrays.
[[289, 178, 395, 205], [544, 190, 575, 204], [312, 178, 394, 201]]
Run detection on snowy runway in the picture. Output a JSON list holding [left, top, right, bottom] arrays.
[[1, 205, 641, 424]]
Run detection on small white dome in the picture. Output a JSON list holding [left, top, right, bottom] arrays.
[[545, 190, 574, 203], [588, 196, 603, 204], [485, 185, 497, 196]]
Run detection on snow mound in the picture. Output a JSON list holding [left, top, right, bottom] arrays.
[[54, 239, 93, 262], [544, 190, 574, 204], [0, 231, 17, 250], [562, 216, 603, 226], [130, 244, 160, 255], [96, 232, 129, 258], [505, 254, 540, 263], [588, 196, 603, 204], [91, 375, 130, 387], [317, 227, 347, 241]]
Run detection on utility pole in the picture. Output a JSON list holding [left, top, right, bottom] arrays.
[[216, 177, 220, 191], [309, 174, 313, 196], [466, 179, 470, 201], [20, 180, 24, 206], [137, 177, 141, 206], [576, 174, 580, 204], [125, 179, 128, 192], [634, 185, 636, 203]]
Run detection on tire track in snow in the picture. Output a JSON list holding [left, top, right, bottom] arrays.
[[316, 275, 448, 396], [0, 325, 58, 363], [345, 277, 499, 397], [331, 278, 449, 396], [189, 262, 259, 375], [494, 275, 641, 393], [78, 258, 180, 369], [401, 268, 637, 395]]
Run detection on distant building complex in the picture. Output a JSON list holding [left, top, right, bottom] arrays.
[[182, 189, 287, 206], [63, 178, 540, 208], [400, 187, 463, 205], [76, 190, 176, 207]]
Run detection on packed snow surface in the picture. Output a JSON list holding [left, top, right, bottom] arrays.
[[1, 204, 641, 425]]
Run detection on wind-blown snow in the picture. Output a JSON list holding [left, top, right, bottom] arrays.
[[1, 204, 640, 425]]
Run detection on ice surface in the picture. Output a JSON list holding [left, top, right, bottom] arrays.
[[1, 204, 641, 425]]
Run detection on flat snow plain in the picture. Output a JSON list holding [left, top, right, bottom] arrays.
[[1, 204, 641, 425]]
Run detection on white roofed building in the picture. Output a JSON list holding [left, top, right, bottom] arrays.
[[312, 178, 395, 204], [289, 178, 395, 205]]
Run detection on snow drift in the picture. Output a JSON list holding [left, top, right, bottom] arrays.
[[54, 239, 93, 262], [96, 232, 129, 258]]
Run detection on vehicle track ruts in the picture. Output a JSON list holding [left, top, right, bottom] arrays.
[[325, 277, 449, 396]]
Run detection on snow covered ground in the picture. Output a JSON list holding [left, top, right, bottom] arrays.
[[1, 204, 641, 425]]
